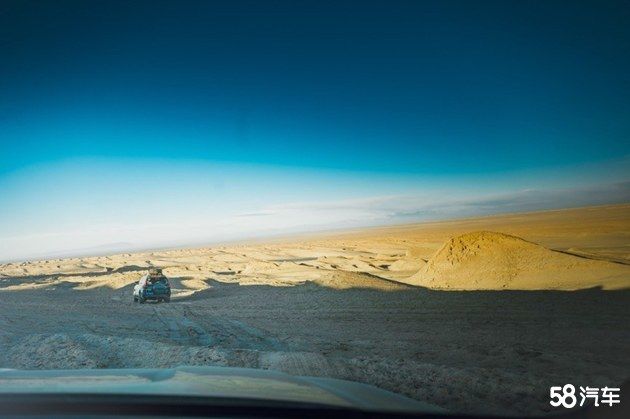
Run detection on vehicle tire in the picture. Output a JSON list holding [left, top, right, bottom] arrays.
[[138, 297, 146, 304], [133, 297, 138, 303], [164, 297, 170, 303]]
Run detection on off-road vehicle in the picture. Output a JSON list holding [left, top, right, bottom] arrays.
[[133, 268, 171, 303]]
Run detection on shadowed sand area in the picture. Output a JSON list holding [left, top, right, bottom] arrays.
[[0, 204, 629, 415]]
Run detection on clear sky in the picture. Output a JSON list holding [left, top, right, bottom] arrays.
[[1, 1, 629, 261]]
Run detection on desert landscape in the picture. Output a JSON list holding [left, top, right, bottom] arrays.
[[0, 204, 629, 415]]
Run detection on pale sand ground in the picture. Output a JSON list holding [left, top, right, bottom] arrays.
[[0, 204, 629, 415]]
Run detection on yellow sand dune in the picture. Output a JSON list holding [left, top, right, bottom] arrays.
[[404, 231, 629, 290]]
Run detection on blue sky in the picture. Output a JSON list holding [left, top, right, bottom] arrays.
[[1, 1, 629, 261]]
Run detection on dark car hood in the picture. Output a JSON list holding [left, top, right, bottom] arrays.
[[0, 365, 444, 414]]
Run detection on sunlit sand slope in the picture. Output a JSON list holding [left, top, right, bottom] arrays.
[[404, 231, 629, 290]]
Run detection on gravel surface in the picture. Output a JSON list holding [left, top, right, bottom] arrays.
[[1, 278, 628, 416]]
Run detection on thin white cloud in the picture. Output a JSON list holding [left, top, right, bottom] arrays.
[[1, 156, 628, 263], [241, 181, 630, 226]]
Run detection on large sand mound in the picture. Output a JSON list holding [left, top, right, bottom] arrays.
[[405, 231, 629, 290]]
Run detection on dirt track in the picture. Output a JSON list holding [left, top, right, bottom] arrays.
[[1, 276, 629, 415]]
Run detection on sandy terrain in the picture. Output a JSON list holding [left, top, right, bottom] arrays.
[[0, 204, 629, 415]]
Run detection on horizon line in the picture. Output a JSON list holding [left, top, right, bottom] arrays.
[[2, 202, 627, 265]]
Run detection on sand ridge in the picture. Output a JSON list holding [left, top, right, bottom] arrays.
[[405, 231, 630, 290]]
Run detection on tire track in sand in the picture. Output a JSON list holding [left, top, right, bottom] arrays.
[[153, 305, 283, 350]]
